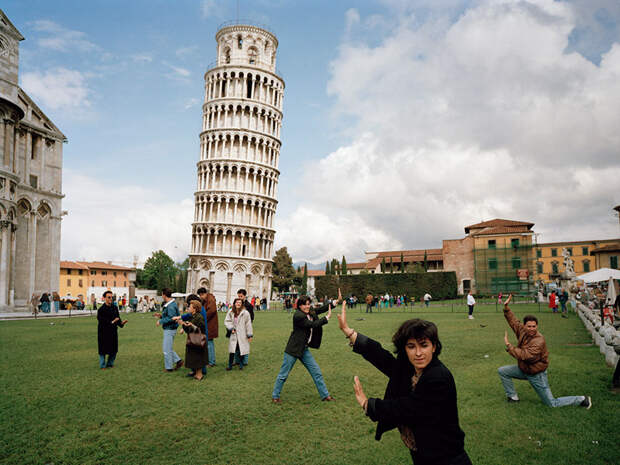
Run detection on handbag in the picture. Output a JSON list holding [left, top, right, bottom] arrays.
[[225, 328, 232, 338], [186, 331, 207, 349]]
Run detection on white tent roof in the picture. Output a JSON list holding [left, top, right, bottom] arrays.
[[576, 268, 620, 283], [171, 292, 188, 298]]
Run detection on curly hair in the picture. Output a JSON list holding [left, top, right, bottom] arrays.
[[392, 318, 442, 357]]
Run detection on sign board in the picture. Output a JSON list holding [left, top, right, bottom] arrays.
[[517, 269, 529, 280]]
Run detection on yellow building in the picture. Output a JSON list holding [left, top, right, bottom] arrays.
[[591, 242, 620, 270], [534, 239, 619, 283], [59, 261, 89, 298]]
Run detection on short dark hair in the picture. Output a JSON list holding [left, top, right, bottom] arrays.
[[392, 319, 442, 357], [103, 290, 112, 298], [523, 315, 538, 325], [197, 287, 207, 295], [297, 296, 311, 308], [162, 288, 172, 298], [237, 288, 247, 296], [186, 293, 201, 305]]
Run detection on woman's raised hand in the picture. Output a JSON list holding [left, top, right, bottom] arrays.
[[503, 293, 513, 307]]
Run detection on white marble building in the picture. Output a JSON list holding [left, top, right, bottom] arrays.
[[187, 23, 284, 304], [0, 11, 65, 310]]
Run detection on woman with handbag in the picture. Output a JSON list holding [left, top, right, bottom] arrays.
[[180, 300, 208, 381], [224, 298, 253, 371]]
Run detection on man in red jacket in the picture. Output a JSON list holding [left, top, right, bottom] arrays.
[[498, 294, 591, 408]]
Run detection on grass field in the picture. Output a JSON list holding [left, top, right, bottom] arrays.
[[1, 306, 618, 465]]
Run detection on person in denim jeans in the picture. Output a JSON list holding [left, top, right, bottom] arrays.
[[156, 288, 183, 372], [271, 292, 339, 403], [498, 294, 591, 408]]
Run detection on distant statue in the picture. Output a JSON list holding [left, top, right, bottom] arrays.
[[562, 248, 575, 275]]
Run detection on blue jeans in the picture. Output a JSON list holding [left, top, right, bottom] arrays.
[[99, 353, 116, 368], [498, 365, 584, 407], [162, 329, 181, 370], [208, 339, 216, 365], [272, 349, 329, 400]]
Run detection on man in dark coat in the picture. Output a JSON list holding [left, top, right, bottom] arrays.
[[271, 290, 340, 403], [97, 291, 127, 369]]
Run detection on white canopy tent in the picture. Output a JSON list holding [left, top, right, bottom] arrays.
[[576, 268, 620, 284]]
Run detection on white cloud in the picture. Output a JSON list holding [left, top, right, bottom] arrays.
[[344, 8, 360, 34], [131, 53, 153, 63], [201, 0, 226, 20], [184, 97, 200, 109], [163, 62, 191, 80], [278, 0, 620, 262], [30, 19, 98, 53], [61, 170, 193, 264], [176, 46, 198, 58], [21, 67, 91, 111]]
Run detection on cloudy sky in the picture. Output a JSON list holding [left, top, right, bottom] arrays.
[[5, 0, 620, 266]]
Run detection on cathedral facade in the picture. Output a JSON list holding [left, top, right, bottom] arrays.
[[0, 11, 65, 310], [187, 23, 284, 304]]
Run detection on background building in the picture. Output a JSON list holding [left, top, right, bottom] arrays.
[[59, 260, 136, 303], [0, 10, 65, 310], [187, 22, 283, 304]]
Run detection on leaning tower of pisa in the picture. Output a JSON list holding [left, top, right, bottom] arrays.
[[187, 23, 284, 305]]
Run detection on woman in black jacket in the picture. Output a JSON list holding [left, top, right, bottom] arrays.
[[338, 302, 471, 465]]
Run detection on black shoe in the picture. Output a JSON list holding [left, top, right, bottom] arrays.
[[580, 396, 592, 409]]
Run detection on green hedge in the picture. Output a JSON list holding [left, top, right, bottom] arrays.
[[314, 272, 457, 300]]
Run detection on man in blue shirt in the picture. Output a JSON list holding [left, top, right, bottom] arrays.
[[156, 288, 183, 372]]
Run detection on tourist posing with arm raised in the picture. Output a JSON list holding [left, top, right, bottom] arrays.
[[97, 290, 128, 370], [337, 300, 471, 465], [499, 294, 591, 408], [271, 290, 341, 403]]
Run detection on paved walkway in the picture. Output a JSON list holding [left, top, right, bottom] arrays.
[[0, 310, 95, 321]]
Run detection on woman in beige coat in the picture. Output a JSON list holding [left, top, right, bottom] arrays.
[[224, 298, 253, 370]]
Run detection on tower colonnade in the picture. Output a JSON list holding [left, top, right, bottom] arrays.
[[188, 23, 284, 305]]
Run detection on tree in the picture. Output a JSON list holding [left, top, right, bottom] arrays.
[[341, 256, 348, 275], [272, 247, 295, 292], [301, 263, 308, 295], [141, 250, 177, 292], [175, 257, 189, 293], [297, 265, 301, 273], [400, 252, 405, 273], [423, 250, 428, 272], [390, 256, 394, 274], [381, 257, 386, 273], [331, 258, 339, 276], [325, 261, 331, 275]]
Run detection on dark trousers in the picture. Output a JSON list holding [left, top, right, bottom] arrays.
[[366, 304, 373, 313], [613, 358, 620, 388], [468, 305, 474, 316]]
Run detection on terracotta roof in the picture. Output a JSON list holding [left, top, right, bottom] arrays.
[[77, 261, 134, 271], [307, 270, 325, 277], [591, 242, 620, 253], [60, 261, 89, 270], [469, 226, 534, 237], [376, 248, 443, 258], [464, 219, 534, 234], [346, 262, 366, 269]]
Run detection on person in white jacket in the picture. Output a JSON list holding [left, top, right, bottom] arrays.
[[467, 290, 476, 320], [225, 298, 253, 370]]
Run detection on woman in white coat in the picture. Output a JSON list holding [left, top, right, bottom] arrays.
[[225, 298, 253, 370]]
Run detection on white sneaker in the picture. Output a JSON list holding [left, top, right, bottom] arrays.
[[468, 315, 474, 319]]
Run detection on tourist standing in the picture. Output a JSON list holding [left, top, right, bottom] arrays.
[[225, 298, 253, 370], [423, 292, 432, 308], [40, 292, 50, 313], [97, 291, 128, 369], [498, 295, 591, 408], [559, 289, 569, 318], [156, 288, 183, 372], [366, 293, 374, 313], [179, 299, 208, 381], [198, 287, 218, 367], [176, 294, 209, 378], [91, 293, 97, 311], [337, 301, 472, 464], [271, 292, 339, 403], [548, 291, 557, 313], [30, 293, 39, 316], [237, 289, 255, 322], [467, 291, 476, 320], [52, 291, 60, 313]]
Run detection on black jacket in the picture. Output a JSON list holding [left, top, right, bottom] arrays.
[[284, 302, 331, 358], [97, 304, 125, 355], [243, 300, 255, 322], [353, 333, 467, 465]]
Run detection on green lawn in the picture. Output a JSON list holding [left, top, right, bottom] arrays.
[[0, 307, 617, 465]]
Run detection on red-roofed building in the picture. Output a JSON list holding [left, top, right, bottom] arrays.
[[59, 261, 136, 302]]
